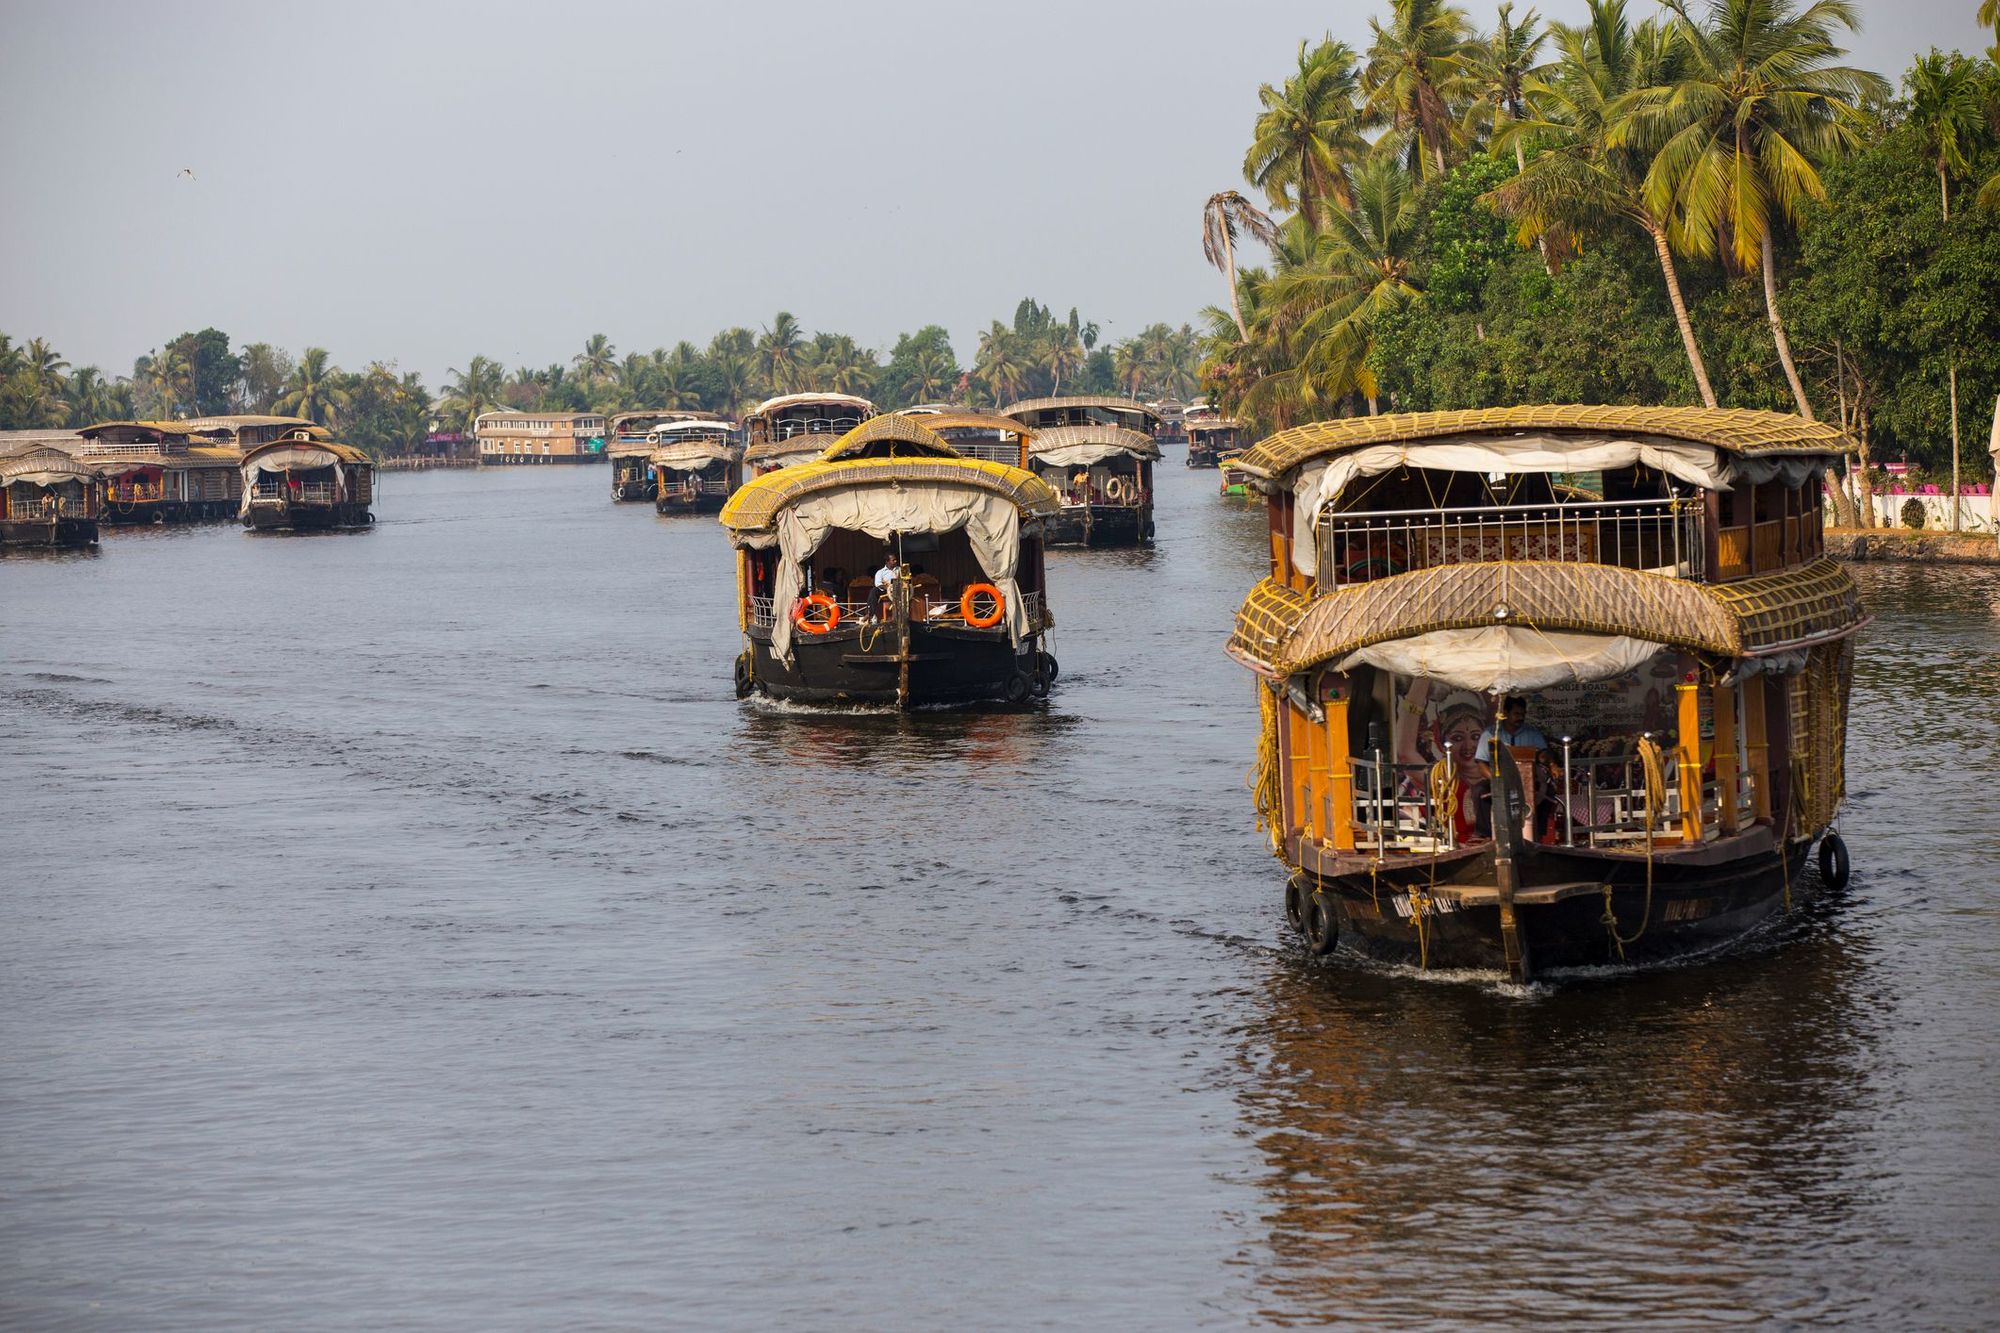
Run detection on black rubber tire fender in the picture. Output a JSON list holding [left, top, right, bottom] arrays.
[[1304, 891, 1339, 955], [1284, 877, 1308, 935], [1818, 831, 1850, 890]]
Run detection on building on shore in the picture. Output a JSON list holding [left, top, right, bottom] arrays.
[[474, 412, 609, 465]]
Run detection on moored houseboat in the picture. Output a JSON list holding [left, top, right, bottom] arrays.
[[650, 418, 742, 513], [1226, 405, 1865, 980], [1, 446, 104, 547], [608, 410, 708, 500], [741, 392, 875, 475], [80, 419, 252, 523], [239, 431, 376, 531], [721, 415, 1060, 709], [1002, 396, 1162, 547]]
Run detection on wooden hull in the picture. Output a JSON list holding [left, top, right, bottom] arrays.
[[1045, 503, 1152, 547], [243, 503, 373, 531], [611, 480, 656, 502], [746, 621, 1045, 709], [656, 492, 729, 515], [1187, 444, 1223, 468], [1, 516, 98, 548], [1287, 829, 1818, 973], [101, 501, 239, 525]]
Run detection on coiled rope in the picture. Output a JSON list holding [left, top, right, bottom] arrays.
[[1602, 735, 1667, 960]]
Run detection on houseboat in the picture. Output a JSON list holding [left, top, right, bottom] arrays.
[[180, 414, 324, 450], [1188, 412, 1249, 469], [239, 431, 376, 530], [607, 411, 705, 500], [650, 418, 742, 513], [79, 419, 251, 523], [900, 410, 1033, 467], [721, 414, 1060, 709], [1, 446, 104, 547], [1002, 396, 1161, 547], [1225, 405, 1864, 981], [740, 392, 875, 475]]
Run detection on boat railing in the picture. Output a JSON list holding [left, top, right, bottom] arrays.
[[771, 417, 863, 442], [107, 482, 164, 503], [1317, 497, 1704, 584], [1347, 756, 1457, 854], [749, 588, 1044, 631], [14, 496, 94, 519], [951, 440, 1020, 465]]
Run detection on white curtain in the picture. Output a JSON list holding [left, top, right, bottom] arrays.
[[1336, 627, 1667, 693], [768, 483, 1025, 661], [1033, 441, 1145, 467], [1288, 434, 1827, 579]]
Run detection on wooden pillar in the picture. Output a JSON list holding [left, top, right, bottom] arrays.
[[1713, 681, 1740, 837], [1676, 678, 1704, 842], [1743, 676, 1771, 823], [1322, 680, 1355, 851]]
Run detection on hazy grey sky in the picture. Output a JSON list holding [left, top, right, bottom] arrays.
[[3, 0, 1990, 386]]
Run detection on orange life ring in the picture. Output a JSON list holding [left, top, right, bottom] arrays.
[[960, 583, 1005, 628], [792, 592, 841, 634]]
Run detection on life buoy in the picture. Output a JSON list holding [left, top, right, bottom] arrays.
[[792, 592, 841, 634], [961, 583, 1004, 628], [1103, 475, 1130, 503]]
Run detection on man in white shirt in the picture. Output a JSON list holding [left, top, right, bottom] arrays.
[[873, 551, 900, 589]]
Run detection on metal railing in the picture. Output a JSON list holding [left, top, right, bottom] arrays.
[[253, 482, 340, 505], [771, 417, 863, 441], [749, 588, 1042, 630], [9, 497, 93, 519], [1317, 497, 1703, 584]]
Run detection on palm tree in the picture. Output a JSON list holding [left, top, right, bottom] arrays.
[[974, 322, 1030, 407], [1245, 38, 1370, 229], [1037, 325, 1086, 397], [709, 349, 759, 418], [1906, 50, 1983, 221], [441, 355, 506, 434], [1488, 0, 1720, 406], [65, 366, 118, 426], [141, 345, 193, 419], [1462, 4, 1550, 173], [19, 338, 71, 425], [273, 348, 352, 428], [574, 334, 617, 385], [757, 312, 806, 395], [1614, 0, 1888, 420], [1362, 0, 1475, 178], [1202, 191, 1281, 341]]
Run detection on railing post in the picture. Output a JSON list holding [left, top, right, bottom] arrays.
[[1561, 735, 1575, 846]]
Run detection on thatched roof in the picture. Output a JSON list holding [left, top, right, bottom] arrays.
[[906, 410, 1034, 438], [744, 392, 875, 420], [1240, 557, 1865, 676], [1234, 405, 1855, 482], [1187, 417, 1245, 434], [1026, 424, 1160, 460], [1001, 395, 1160, 423], [721, 455, 1060, 533], [176, 415, 320, 433], [815, 414, 962, 461], [240, 438, 372, 467], [94, 447, 243, 474], [1, 447, 99, 483]]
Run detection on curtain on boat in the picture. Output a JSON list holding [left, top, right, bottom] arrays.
[[1032, 441, 1147, 467], [1335, 626, 1667, 693], [769, 483, 1026, 662], [1289, 435, 1828, 579]]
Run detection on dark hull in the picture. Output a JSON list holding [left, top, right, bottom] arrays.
[[101, 501, 239, 525], [747, 621, 1043, 708], [1, 516, 98, 548], [656, 493, 729, 515], [1187, 445, 1222, 468], [611, 481, 656, 502], [1044, 503, 1152, 547], [243, 503, 373, 531], [1290, 830, 1818, 973]]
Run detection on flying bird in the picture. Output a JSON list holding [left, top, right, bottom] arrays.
[[177, 167, 196, 181]]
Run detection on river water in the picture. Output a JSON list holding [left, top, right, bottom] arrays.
[[3, 466, 1996, 1328]]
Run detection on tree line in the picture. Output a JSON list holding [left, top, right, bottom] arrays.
[[0, 303, 1203, 457], [1199, 0, 2000, 514]]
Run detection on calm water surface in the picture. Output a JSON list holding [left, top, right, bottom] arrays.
[[3, 467, 1997, 1327]]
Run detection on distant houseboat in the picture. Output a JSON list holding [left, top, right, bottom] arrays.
[[1, 447, 103, 547], [1002, 396, 1162, 547], [650, 418, 742, 513], [1187, 413, 1249, 469], [608, 411, 710, 500], [240, 432, 376, 530], [740, 392, 875, 475], [79, 419, 253, 523], [1226, 405, 1865, 981], [899, 410, 1033, 467], [721, 415, 1060, 708]]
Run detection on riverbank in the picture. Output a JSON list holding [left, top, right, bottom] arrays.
[[1828, 528, 2000, 564]]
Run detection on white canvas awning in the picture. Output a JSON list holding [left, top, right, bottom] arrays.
[[1290, 433, 1829, 579], [768, 482, 1027, 662], [1335, 626, 1667, 693], [245, 445, 340, 474]]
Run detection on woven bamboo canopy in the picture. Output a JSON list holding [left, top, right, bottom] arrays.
[[175, 415, 322, 434], [1235, 405, 1855, 483], [908, 411, 1035, 439], [1001, 395, 1160, 422], [1026, 424, 1161, 460], [814, 414, 962, 462], [240, 438, 372, 467], [721, 454, 1060, 533], [1234, 558, 1865, 676], [743, 392, 875, 420], [0, 447, 99, 483]]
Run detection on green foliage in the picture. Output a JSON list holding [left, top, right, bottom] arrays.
[[162, 329, 239, 417], [1423, 155, 1516, 310]]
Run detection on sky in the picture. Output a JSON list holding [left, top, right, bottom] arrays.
[[2, 0, 1992, 388]]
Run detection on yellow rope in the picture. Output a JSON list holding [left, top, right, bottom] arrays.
[[1602, 736, 1666, 959], [1248, 680, 1285, 857]]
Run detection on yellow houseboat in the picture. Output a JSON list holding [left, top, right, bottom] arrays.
[[1001, 396, 1161, 547], [1, 446, 104, 547], [741, 392, 876, 475], [240, 432, 376, 531], [650, 418, 742, 513], [722, 415, 1060, 708], [1226, 406, 1865, 980]]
